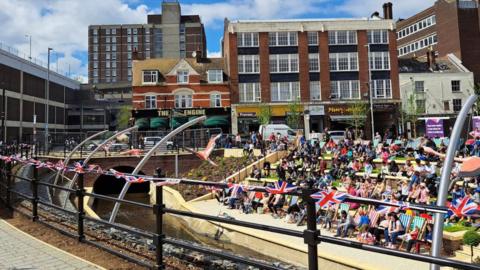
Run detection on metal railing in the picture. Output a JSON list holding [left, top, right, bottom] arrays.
[[0, 162, 479, 270]]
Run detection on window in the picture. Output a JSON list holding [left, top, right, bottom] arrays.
[[112, 37, 116, 43], [308, 53, 320, 72], [93, 61, 98, 69], [451, 80, 461, 92], [111, 28, 116, 35], [105, 69, 111, 77], [328, 31, 357, 45], [128, 60, 132, 68], [128, 69, 132, 76], [145, 28, 150, 35], [271, 82, 300, 102], [453, 99, 462, 112], [106, 61, 110, 68], [93, 53, 98, 60], [210, 93, 222, 107], [128, 45, 132, 51], [371, 79, 392, 99], [330, 80, 360, 99], [112, 70, 117, 77], [133, 28, 138, 35], [93, 69, 98, 77], [238, 55, 260, 74], [208, 70, 223, 83], [106, 53, 110, 60], [127, 36, 131, 43], [145, 35, 150, 43], [111, 53, 116, 60], [127, 28, 131, 35], [142, 70, 158, 84], [93, 37, 98, 44], [93, 45, 98, 52], [105, 29, 110, 35], [177, 70, 189, 84], [127, 52, 132, 59], [308, 32, 318, 45], [237, 32, 259, 47], [398, 34, 438, 56], [269, 54, 299, 73], [133, 36, 138, 43], [444, 101, 450, 111], [93, 29, 98, 36], [269, 32, 298, 46], [112, 45, 116, 52], [106, 37, 110, 43], [175, 93, 193, 108], [239, 83, 261, 103], [105, 45, 110, 51], [145, 95, 156, 109], [367, 30, 388, 44], [310, 81, 321, 101], [369, 52, 390, 70], [329, 53, 358, 71], [145, 51, 151, 59], [112, 61, 116, 68], [397, 15, 437, 39], [415, 81, 425, 92], [416, 100, 426, 113]]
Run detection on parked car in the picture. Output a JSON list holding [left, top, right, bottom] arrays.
[[328, 130, 346, 143], [259, 124, 297, 141], [110, 143, 129, 152], [143, 136, 175, 150]]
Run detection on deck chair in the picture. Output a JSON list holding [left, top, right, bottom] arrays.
[[368, 209, 381, 228], [399, 214, 412, 231], [399, 216, 426, 250]]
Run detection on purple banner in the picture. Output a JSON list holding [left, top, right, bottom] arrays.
[[425, 118, 444, 138], [473, 116, 480, 131]]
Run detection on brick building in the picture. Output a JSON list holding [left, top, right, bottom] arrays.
[[397, 0, 480, 82], [88, 1, 207, 84], [223, 4, 400, 138], [131, 56, 230, 131]]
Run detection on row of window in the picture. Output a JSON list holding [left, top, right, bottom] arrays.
[[237, 79, 392, 102], [92, 60, 132, 69], [141, 70, 223, 85], [397, 15, 436, 39], [144, 93, 223, 109], [93, 35, 148, 44], [92, 52, 139, 60], [414, 80, 462, 92], [93, 28, 148, 36], [415, 99, 463, 113], [238, 52, 390, 73], [398, 34, 437, 57], [236, 30, 389, 48]]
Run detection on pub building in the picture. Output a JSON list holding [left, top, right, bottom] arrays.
[[131, 56, 231, 132]]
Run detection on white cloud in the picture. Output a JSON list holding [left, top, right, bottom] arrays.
[[0, 0, 151, 82], [336, 0, 436, 19], [182, 0, 329, 27], [207, 50, 222, 58]]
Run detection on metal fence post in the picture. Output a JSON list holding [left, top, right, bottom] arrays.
[[302, 184, 319, 270], [154, 171, 165, 270], [77, 173, 85, 241], [31, 165, 38, 221]]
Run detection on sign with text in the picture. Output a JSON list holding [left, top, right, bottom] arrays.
[[309, 105, 325, 116], [425, 118, 444, 138]]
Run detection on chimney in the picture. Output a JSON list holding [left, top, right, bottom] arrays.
[[383, 2, 393, 19], [426, 51, 431, 69], [430, 50, 437, 70]]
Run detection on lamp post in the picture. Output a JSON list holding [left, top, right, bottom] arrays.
[[25, 35, 32, 60], [45, 48, 53, 153], [365, 44, 375, 139]]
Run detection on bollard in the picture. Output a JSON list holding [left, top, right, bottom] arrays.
[[302, 184, 319, 270], [31, 165, 39, 221], [76, 173, 85, 241], [153, 169, 165, 270]]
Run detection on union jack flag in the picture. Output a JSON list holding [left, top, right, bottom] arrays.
[[73, 162, 84, 174], [1, 155, 13, 163], [265, 181, 297, 194], [109, 169, 125, 179], [376, 199, 400, 214], [87, 164, 104, 174], [156, 179, 181, 186], [311, 190, 347, 208], [448, 196, 479, 217], [228, 183, 245, 198], [55, 160, 65, 171]]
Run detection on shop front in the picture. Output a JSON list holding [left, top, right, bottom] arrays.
[[132, 107, 231, 132]]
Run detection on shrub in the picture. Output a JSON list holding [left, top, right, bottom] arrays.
[[463, 230, 480, 247]]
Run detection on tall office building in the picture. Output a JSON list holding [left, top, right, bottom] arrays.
[[396, 0, 480, 82], [88, 0, 207, 84], [223, 4, 400, 138]]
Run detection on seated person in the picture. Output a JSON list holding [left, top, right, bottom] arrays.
[[250, 165, 262, 180], [335, 210, 355, 238], [263, 161, 271, 177], [317, 204, 335, 229], [384, 213, 405, 249], [356, 210, 370, 232], [268, 194, 285, 218]]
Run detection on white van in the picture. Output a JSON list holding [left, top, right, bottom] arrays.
[[259, 124, 297, 141]]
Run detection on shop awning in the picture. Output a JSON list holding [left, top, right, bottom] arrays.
[[172, 117, 188, 129], [150, 117, 168, 129], [135, 118, 149, 130], [203, 115, 230, 127], [330, 115, 366, 121]]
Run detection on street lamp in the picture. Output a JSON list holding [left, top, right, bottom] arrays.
[[25, 35, 32, 60], [45, 47, 53, 153], [365, 44, 375, 139]]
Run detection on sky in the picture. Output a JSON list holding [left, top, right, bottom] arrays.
[[0, 0, 435, 83]]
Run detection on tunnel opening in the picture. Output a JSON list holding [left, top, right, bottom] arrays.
[[93, 166, 149, 195]]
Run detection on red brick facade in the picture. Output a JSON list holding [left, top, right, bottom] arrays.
[[259, 32, 271, 103], [318, 31, 331, 101], [298, 32, 310, 102]]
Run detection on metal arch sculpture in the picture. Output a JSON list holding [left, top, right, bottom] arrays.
[[62, 126, 139, 208], [52, 130, 110, 193], [430, 94, 477, 270], [109, 116, 206, 223]]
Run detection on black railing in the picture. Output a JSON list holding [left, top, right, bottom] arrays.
[[0, 161, 479, 270]]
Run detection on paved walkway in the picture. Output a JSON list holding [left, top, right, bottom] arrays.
[[0, 219, 103, 270]]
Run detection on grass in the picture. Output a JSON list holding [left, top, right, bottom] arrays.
[[444, 224, 472, 233]]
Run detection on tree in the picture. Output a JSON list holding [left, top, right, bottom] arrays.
[[286, 98, 302, 129], [473, 83, 480, 116], [116, 105, 132, 130], [402, 92, 423, 138], [463, 230, 480, 262], [340, 100, 368, 139], [257, 105, 272, 126]]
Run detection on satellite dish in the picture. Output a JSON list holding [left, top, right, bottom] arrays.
[[192, 51, 197, 58]]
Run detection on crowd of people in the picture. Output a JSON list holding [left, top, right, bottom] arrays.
[[213, 128, 480, 252]]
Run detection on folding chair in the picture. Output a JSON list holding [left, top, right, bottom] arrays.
[[399, 216, 426, 251]]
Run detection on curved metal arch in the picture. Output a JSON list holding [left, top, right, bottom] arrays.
[[53, 130, 110, 192], [62, 126, 138, 208], [109, 116, 206, 223]]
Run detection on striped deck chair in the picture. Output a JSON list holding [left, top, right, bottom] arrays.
[[368, 210, 381, 228], [400, 216, 426, 250], [399, 214, 412, 231], [332, 203, 351, 228]]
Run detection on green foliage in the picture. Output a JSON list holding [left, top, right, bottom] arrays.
[[116, 105, 132, 130], [444, 224, 470, 233], [402, 92, 424, 138], [463, 230, 480, 247], [473, 83, 480, 116], [340, 100, 368, 138], [257, 106, 272, 125], [286, 98, 302, 129]]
